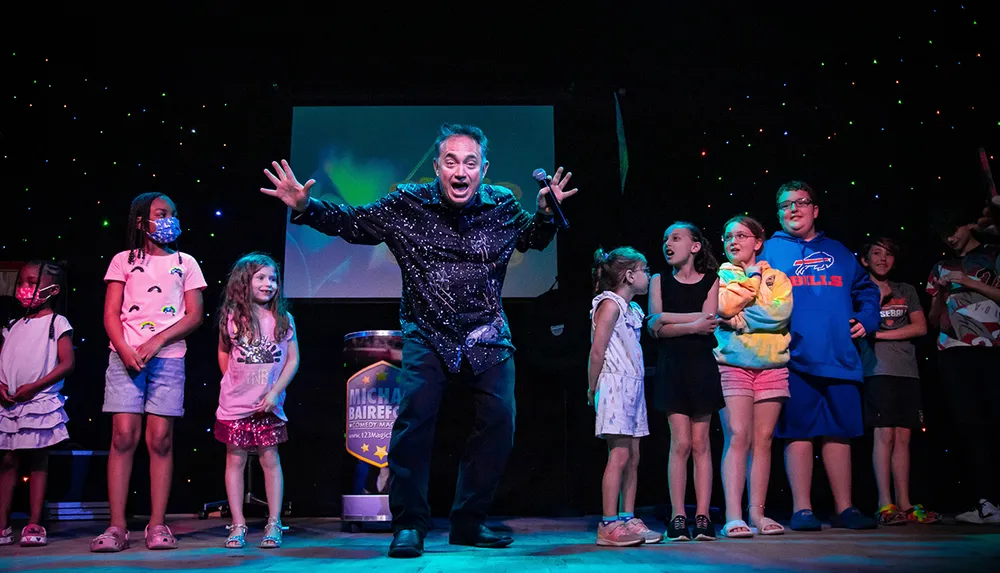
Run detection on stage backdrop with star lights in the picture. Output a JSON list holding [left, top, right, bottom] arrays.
[[2, 3, 998, 520]]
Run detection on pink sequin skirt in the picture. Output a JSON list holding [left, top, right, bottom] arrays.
[[214, 413, 287, 451]]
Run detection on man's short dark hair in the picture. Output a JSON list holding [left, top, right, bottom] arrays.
[[775, 180, 818, 206], [931, 203, 983, 237], [434, 124, 488, 162]]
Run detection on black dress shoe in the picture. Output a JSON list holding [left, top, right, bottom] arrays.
[[449, 524, 514, 548], [388, 529, 424, 558]]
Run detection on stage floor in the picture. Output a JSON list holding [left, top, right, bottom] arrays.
[[3, 515, 999, 572]]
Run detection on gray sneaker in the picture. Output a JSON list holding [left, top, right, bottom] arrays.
[[624, 517, 663, 544]]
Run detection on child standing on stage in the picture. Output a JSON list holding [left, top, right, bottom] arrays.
[[647, 222, 723, 541], [760, 181, 879, 531], [216, 253, 299, 549], [92, 193, 206, 552], [0, 261, 74, 547], [714, 216, 793, 538], [926, 206, 1000, 524], [859, 237, 939, 526], [589, 247, 661, 547]]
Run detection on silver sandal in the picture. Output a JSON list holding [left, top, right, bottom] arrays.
[[225, 523, 248, 548], [260, 518, 286, 549]]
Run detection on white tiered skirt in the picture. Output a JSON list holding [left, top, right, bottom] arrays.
[[0, 393, 69, 450]]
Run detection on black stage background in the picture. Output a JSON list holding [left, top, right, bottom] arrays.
[[2, 4, 998, 519]]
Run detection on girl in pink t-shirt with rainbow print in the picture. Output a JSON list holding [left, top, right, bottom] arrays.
[[215, 253, 299, 550], [93, 193, 207, 553]]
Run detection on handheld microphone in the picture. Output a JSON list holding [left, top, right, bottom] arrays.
[[532, 168, 570, 230]]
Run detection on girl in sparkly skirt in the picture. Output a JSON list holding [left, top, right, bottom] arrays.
[[215, 253, 299, 549]]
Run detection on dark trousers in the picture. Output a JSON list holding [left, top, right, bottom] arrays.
[[938, 347, 1000, 503], [387, 340, 516, 535]]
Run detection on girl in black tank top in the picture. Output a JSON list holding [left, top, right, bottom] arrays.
[[646, 222, 723, 541]]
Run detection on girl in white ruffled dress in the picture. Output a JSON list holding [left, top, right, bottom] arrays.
[[0, 261, 75, 547]]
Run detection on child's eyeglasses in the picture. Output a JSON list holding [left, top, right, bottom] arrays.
[[722, 232, 754, 243], [777, 198, 813, 211]]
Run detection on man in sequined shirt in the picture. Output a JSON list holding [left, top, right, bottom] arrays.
[[261, 124, 577, 557]]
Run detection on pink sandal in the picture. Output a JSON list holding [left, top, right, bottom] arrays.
[[145, 524, 178, 550], [90, 526, 130, 552], [20, 524, 48, 547], [0, 526, 13, 546]]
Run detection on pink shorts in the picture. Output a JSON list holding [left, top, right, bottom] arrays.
[[719, 365, 790, 403]]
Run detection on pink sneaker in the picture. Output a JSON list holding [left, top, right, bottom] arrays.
[[625, 517, 663, 544], [596, 520, 644, 547]]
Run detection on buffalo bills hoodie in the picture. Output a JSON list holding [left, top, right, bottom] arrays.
[[759, 230, 880, 382]]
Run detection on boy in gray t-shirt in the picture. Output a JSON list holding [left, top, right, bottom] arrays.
[[859, 238, 940, 526]]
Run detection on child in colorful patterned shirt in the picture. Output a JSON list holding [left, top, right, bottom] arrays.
[[714, 215, 793, 538], [927, 205, 1000, 524]]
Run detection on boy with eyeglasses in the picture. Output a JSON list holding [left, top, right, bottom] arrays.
[[759, 181, 880, 531]]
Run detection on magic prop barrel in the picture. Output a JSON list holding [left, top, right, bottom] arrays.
[[343, 331, 403, 470], [342, 331, 402, 525]]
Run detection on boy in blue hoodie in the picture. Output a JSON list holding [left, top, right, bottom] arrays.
[[759, 181, 880, 531]]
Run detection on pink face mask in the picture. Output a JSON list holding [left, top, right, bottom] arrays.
[[15, 284, 56, 309]]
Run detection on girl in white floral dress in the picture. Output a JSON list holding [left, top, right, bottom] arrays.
[[588, 247, 661, 546]]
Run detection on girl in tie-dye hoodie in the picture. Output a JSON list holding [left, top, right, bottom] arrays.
[[713, 215, 793, 539]]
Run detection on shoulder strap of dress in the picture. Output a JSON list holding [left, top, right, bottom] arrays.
[[593, 292, 628, 324]]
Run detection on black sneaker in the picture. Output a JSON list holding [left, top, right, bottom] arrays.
[[666, 515, 690, 541], [693, 514, 716, 540]]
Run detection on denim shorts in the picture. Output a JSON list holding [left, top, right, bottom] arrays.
[[103, 351, 186, 417]]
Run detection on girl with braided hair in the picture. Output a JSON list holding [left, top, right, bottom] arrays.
[[0, 260, 74, 547]]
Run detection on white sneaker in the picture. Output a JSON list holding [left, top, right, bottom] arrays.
[[955, 499, 1000, 524]]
